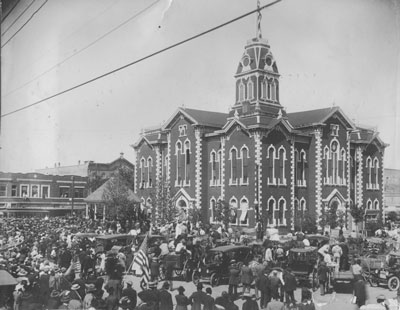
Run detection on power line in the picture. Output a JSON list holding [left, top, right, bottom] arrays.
[[1, 0, 282, 118], [1, 0, 21, 23], [3, 0, 161, 98], [1, 0, 37, 36], [1, 0, 47, 48]]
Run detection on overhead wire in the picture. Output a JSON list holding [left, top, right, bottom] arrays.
[[1, 0, 48, 48], [3, 0, 161, 99], [1, 0, 282, 118], [1, 0, 37, 36]]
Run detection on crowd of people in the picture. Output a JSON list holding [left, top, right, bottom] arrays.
[[0, 215, 398, 310]]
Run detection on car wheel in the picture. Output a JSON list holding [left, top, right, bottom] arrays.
[[388, 276, 400, 291], [210, 273, 220, 287], [192, 271, 200, 285]]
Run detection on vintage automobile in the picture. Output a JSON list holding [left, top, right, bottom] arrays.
[[287, 247, 318, 289], [192, 245, 253, 287], [95, 234, 136, 252], [305, 234, 330, 248]]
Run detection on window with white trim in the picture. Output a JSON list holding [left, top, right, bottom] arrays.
[[140, 158, 146, 189], [366, 156, 372, 190], [59, 186, 69, 198], [261, 79, 267, 100], [238, 82, 245, 102], [267, 197, 275, 226], [267, 145, 276, 185], [11, 185, 17, 197], [340, 148, 347, 185], [175, 141, 183, 187], [271, 80, 276, 101], [229, 147, 239, 185], [323, 141, 341, 185], [276, 198, 286, 226], [323, 146, 329, 184], [247, 80, 254, 100], [147, 157, 153, 188], [367, 199, 372, 210], [241, 146, 249, 185], [300, 198, 306, 211], [277, 146, 287, 185], [179, 125, 187, 137], [239, 197, 249, 225], [163, 155, 169, 181], [41, 185, 50, 198], [184, 140, 191, 186], [217, 150, 222, 185], [330, 124, 339, 136], [267, 79, 272, 100], [374, 199, 379, 210], [31, 185, 39, 198], [331, 141, 339, 184], [21, 185, 29, 197], [210, 151, 217, 186], [229, 197, 238, 224], [0, 184, 6, 197], [295, 149, 307, 187], [373, 158, 380, 190]]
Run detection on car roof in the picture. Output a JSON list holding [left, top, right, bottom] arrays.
[[289, 247, 317, 253], [208, 245, 250, 253], [306, 234, 329, 240]]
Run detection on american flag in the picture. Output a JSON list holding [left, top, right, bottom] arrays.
[[133, 233, 150, 289]]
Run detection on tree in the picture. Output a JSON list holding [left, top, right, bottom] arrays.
[[215, 200, 230, 229], [102, 167, 140, 230], [328, 203, 338, 229], [302, 211, 318, 233], [350, 203, 366, 235], [387, 211, 398, 223], [153, 181, 178, 226], [337, 210, 346, 229]]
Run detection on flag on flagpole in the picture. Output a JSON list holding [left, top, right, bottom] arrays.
[[257, 0, 262, 39], [133, 233, 150, 290]]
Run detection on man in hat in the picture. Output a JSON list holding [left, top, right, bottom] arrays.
[[229, 260, 240, 299], [317, 261, 330, 296], [189, 283, 207, 310], [122, 281, 137, 309], [241, 262, 254, 296], [283, 268, 297, 305], [203, 287, 215, 310], [158, 282, 173, 310], [175, 286, 191, 310], [138, 281, 160, 310], [353, 275, 367, 308], [150, 256, 160, 282], [242, 292, 259, 310], [256, 267, 271, 309]]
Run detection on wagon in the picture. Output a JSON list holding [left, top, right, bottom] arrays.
[[159, 252, 192, 281]]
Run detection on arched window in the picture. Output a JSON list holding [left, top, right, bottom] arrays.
[[366, 157, 372, 189], [217, 150, 222, 185], [367, 199, 372, 210], [374, 199, 379, 210], [271, 80, 276, 101], [275, 79, 279, 102], [300, 198, 306, 211], [267, 197, 275, 226], [230, 147, 238, 185], [277, 198, 286, 226], [176, 141, 183, 186], [210, 198, 217, 222], [241, 147, 249, 184], [164, 155, 169, 181], [373, 158, 379, 189], [331, 141, 339, 184], [240, 197, 249, 225], [267, 79, 272, 100], [247, 80, 254, 100], [267, 145, 275, 185], [147, 157, 153, 187], [277, 147, 286, 185], [184, 140, 191, 184], [261, 79, 267, 99], [239, 82, 245, 102], [296, 149, 307, 186], [140, 158, 146, 189], [229, 197, 238, 224], [323, 146, 329, 184], [210, 151, 217, 185], [340, 149, 346, 185]]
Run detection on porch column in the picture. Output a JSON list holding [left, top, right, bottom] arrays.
[[94, 204, 97, 220], [103, 204, 106, 222], [85, 204, 89, 219]]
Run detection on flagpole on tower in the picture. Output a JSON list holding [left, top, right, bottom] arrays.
[[257, 0, 262, 39]]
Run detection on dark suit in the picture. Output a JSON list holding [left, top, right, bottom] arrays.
[[256, 274, 271, 308], [189, 290, 206, 310], [203, 294, 215, 310], [122, 286, 137, 309], [158, 289, 173, 310], [283, 271, 297, 304]]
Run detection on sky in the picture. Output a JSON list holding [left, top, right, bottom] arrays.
[[0, 0, 399, 172]]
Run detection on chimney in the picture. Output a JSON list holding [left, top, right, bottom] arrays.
[[58, 162, 60, 167], [120, 152, 124, 159], [78, 160, 81, 165]]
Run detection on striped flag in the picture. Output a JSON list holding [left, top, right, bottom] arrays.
[[133, 233, 150, 289]]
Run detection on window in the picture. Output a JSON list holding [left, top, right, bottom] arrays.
[[247, 80, 254, 100], [366, 157, 372, 190], [239, 198, 249, 225], [374, 200, 379, 210], [59, 187, 70, 198], [267, 145, 276, 185], [324, 141, 341, 185], [331, 141, 339, 184], [21, 185, 29, 197], [74, 188, 84, 198], [367, 199, 372, 210], [184, 141, 191, 185], [218, 150, 222, 184], [41, 185, 49, 198], [11, 185, 17, 197], [277, 198, 286, 226], [241, 147, 249, 184], [373, 158, 379, 189], [140, 158, 146, 189], [147, 157, 153, 188], [340, 149, 346, 185], [210, 151, 217, 185], [210, 198, 217, 222], [277, 147, 286, 185], [238, 82, 245, 102], [330, 124, 339, 136], [0, 185, 6, 197], [300, 198, 306, 211], [229, 198, 238, 224], [179, 125, 187, 137], [267, 197, 275, 226], [176, 141, 183, 186], [31, 185, 39, 198], [271, 80, 276, 101], [230, 148, 238, 185], [296, 149, 307, 187], [323, 146, 329, 184], [267, 80, 272, 100], [261, 79, 267, 99]]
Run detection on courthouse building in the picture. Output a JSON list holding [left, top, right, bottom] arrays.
[[133, 26, 387, 233]]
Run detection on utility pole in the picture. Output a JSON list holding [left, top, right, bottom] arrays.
[[71, 176, 75, 216]]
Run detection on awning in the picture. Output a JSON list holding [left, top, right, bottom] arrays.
[[240, 208, 248, 222], [0, 270, 17, 286]]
